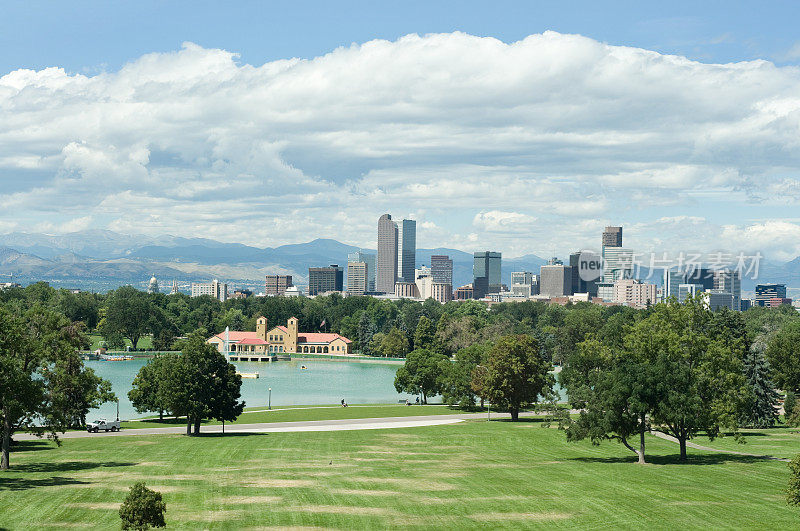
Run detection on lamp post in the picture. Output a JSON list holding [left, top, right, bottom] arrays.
[[268, 387, 272, 410]]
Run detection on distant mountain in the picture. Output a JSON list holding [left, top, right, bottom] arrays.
[[4, 228, 796, 294]]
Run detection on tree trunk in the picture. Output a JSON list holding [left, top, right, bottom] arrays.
[[510, 407, 519, 421], [1, 412, 11, 470], [637, 421, 646, 465], [193, 417, 201, 435], [678, 437, 687, 461], [186, 418, 192, 436], [479, 397, 484, 408], [159, 409, 163, 421]]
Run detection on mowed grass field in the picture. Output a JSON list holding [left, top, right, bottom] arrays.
[[2, 419, 800, 529], [123, 404, 460, 429]]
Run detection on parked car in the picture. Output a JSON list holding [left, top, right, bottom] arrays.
[[86, 418, 120, 433]]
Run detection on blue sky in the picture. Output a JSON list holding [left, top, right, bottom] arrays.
[[2, 2, 800, 260], [4, 1, 800, 74]]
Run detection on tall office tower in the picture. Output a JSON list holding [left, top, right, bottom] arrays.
[[602, 226, 623, 248], [473, 251, 502, 298], [713, 270, 741, 311], [601, 247, 634, 284], [346, 262, 368, 295], [376, 214, 398, 293], [397, 219, 417, 282], [568, 251, 598, 296], [663, 270, 686, 301], [348, 251, 376, 291], [511, 271, 539, 297], [265, 274, 293, 296], [686, 268, 715, 291], [308, 265, 343, 296], [539, 265, 574, 297], [430, 255, 453, 285], [755, 284, 787, 306]]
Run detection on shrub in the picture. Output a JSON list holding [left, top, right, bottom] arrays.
[[119, 482, 166, 530]]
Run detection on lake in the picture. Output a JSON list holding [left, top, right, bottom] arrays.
[[86, 358, 408, 421]]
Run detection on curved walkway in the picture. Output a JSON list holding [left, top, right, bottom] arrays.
[[14, 412, 510, 440], [651, 430, 790, 462]]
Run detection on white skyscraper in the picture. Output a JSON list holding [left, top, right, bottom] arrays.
[[376, 214, 398, 293]]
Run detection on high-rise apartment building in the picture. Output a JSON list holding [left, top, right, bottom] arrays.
[[397, 219, 416, 283], [430, 255, 453, 286], [308, 265, 343, 296], [602, 226, 623, 248], [376, 214, 398, 293], [191, 279, 227, 302], [473, 251, 502, 298], [346, 262, 368, 296], [612, 278, 657, 309], [539, 265, 573, 297], [347, 251, 376, 292], [265, 275, 293, 296]]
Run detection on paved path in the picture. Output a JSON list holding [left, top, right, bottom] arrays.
[[651, 430, 790, 462], [14, 412, 517, 440]]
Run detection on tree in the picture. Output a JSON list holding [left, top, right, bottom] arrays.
[[1, 305, 113, 469], [161, 334, 245, 435], [626, 296, 749, 460], [561, 339, 657, 464], [413, 316, 437, 351], [119, 482, 166, 530], [46, 350, 116, 428], [766, 321, 800, 394], [129, 355, 179, 420], [789, 455, 800, 507], [475, 335, 554, 421], [375, 327, 409, 358], [739, 339, 780, 428], [102, 286, 153, 350], [437, 343, 486, 408], [394, 348, 448, 404]]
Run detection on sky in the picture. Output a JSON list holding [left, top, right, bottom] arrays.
[[2, 1, 800, 260]]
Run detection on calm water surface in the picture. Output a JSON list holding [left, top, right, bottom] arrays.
[[86, 358, 407, 421]]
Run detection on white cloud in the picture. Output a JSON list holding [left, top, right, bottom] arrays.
[[2, 33, 800, 258]]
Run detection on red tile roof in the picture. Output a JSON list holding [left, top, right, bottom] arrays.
[[211, 331, 260, 342], [298, 333, 352, 344], [238, 337, 268, 345]]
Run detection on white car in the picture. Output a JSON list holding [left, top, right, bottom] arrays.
[[86, 418, 120, 433]]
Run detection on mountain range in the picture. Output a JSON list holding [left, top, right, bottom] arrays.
[[0, 230, 797, 295]]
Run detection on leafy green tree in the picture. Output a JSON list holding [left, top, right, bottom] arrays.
[[766, 321, 800, 394], [119, 482, 166, 530], [740, 339, 780, 428], [1, 305, 112, 469], [129, 355, 179, 420], [394, 348, 448, 404], [413, 315, 437, 351], [437, 343, 487, 408], [475, 335, 554, 421], [561, 339, 657, 464], [358, 313, 377, 355], [102, 286, 153, 350], [788, 455, 800, 507], [626, 296, 749, 460], [161, 334, 245, 435], [46, 350, 116, 428], [375, 327, 409, 358]]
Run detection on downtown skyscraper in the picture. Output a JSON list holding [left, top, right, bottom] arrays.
[[376, 214, 398, 293], [397, 219, 416, 283]]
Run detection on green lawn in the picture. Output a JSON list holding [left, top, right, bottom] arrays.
[[696, 426, 800, 460], [123, 404, 461, 430], [88, 333, 153, 351], [2, 420, 798, 529]]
